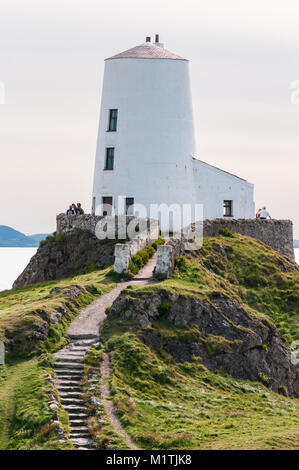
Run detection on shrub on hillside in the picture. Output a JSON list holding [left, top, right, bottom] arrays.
[[219, 228, 234, 237], [152, 237, 165, 251]]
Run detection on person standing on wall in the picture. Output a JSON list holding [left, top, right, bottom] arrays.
[[259, 206, 272, 220], [77, 203, 85, 215]]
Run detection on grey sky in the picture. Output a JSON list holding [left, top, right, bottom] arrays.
[[0, 0, 298, 237]]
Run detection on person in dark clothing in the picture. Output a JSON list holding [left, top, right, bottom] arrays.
[[66, 205, 75, 215], [72, 203, 79, 214], [77, 203, 84, 215]]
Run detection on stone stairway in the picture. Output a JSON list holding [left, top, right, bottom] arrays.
[[53, 254, 157, 450], [54, 335, 99, 450]]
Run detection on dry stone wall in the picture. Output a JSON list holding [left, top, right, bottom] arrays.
[[202, 219, 294, 261]]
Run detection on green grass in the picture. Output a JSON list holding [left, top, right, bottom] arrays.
[[1, 233, 298, 450], [86, 233, 299, 450], [198, 233, 299, 346], [0, 267, 116, 450], [0, 268, 115, 358], [0, 359, 73, 450], [80, 347, 130, 450], [81, 331, 299, 450]]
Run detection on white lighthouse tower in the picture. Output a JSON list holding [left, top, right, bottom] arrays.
[[92, 35, 197, 226], [92, 36, 254, 229]]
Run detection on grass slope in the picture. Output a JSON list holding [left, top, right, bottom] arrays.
[[87, 335, 298, 450], [0, 359, 73, 450], [84, 233, 299, 450], [0, 268, 115, 358], [0, 267, 115, 450], [1, 233, 298, 450]]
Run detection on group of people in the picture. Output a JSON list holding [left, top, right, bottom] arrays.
[[66, 202, 270, 219], [66, 203, 85, 215], [256, 206, 271, 220]]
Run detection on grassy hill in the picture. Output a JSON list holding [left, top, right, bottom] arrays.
[[0, 233, 298, 450]]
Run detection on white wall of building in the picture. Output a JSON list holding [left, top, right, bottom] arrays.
[[192, 160, 255, 219]]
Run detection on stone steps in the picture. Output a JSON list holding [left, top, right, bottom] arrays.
[[70, 426, 91, 432], [68, 334, 98, 341], [56, 385, 82, 392], [56, 352, 86, 359], [59, 392, 83, 400], [55, 364, 84, 372], [55, 356, 84, 363], [54, 370, 83, 378], [71, 437, 94, 449], [68, 413, 89, 420], [63, 405, 88, 413], [60, 398, 85, 406], [70, 419, 88, 427], [56, 380, 82, 386], [54, 338, 97, 451]]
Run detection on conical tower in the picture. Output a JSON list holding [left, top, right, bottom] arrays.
[[92, 35, 197, 229]]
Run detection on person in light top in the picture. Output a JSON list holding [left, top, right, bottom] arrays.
[[259, 206, 272, 220], [256, 208, 262, 219]]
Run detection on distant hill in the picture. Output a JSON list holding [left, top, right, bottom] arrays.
[[294, 240, 299, 248], [27, 233, 51, 244], [0, 225, 51, 247]]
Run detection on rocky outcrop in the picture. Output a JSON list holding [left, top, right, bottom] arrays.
[[5, 284, 86, 355], [13, 230, 117, 288], [107, 291, 299, 397]]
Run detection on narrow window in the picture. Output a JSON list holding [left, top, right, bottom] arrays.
[[223, 200, 233, 217], [92, 196, 96, 215], [125, 197, 134, 215], [102, 196, 113, 216], [108, 109, 118, 131], [105, 147, 114, 170]]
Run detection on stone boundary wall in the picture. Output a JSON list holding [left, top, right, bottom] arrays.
[[114, 238, 152, 274], [56, 214, 159, 240], [57, 214, 140, 237], [56, 215, 295, 263], [202, 219, 294, 261], [155, 238, 184, 278], [56, 214, 160, 274]]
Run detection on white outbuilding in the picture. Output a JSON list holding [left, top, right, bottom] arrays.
[[92, 36, 254, 230]]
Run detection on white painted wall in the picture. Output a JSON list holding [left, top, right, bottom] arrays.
[[92, 54, 197, 226], [192, 160, 255, 219]]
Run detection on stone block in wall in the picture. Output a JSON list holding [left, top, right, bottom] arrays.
[[114, 244, 130, 274], [155, 238, 184, 278], [155, 245, 174, 278]]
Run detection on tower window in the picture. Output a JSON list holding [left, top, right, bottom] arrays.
[[105, 147, 114, 170], [125, 197, 134, 215], [223, 200, 233, 217], [102, 196, 113, 216], [108, 109, 118, 131]]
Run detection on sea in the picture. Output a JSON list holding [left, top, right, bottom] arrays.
[[0, 248, 37, 292], [0, 247, 298, 293]]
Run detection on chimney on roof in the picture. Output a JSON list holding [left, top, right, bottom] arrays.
[[154, 34, 164, 49], [146, 36, 151, 42]]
